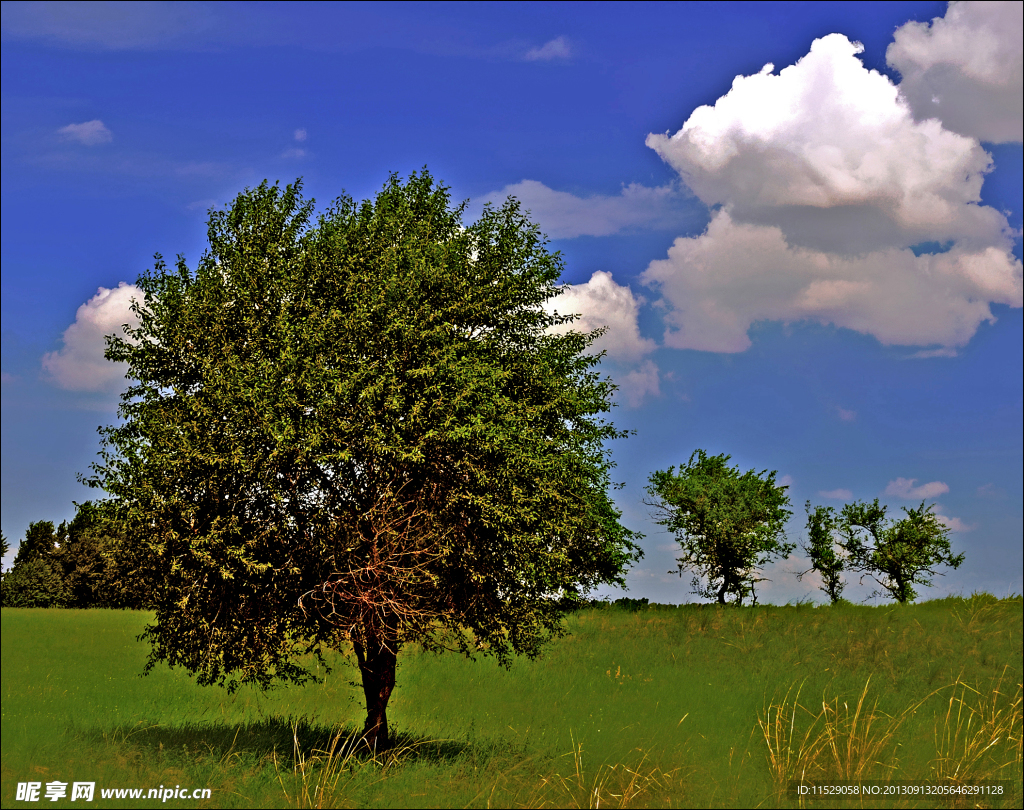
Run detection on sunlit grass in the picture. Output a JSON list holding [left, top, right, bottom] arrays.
[[2, 596, 1021, 807]]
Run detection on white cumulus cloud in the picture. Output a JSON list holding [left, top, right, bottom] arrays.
[[545, 271, 659, 407], [643, 211, 1019, 352], [524, 36, 571, 62], [643, 33, 1021, 353], [42, 283, 142, 392], [819, 488, 853, 500], [482, 179, 685, 239], [884, 477, 950, 499], [58, 119, 113, 145], [545, 271, 655, 363], [647, 34, 1005, 252], [888, 1, 1023, 143]]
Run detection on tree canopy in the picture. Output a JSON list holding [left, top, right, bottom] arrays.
[[646, 450, 793, 605], [1, 504, 142, 610], [801, 502, 847, 604], [88, 171, 641, 749], [805, 498, 964, 604]]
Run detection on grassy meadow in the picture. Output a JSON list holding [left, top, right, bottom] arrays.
[[1, 596, 1021, 808]]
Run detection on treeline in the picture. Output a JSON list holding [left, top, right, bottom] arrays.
[[0, 502, 150, 609]]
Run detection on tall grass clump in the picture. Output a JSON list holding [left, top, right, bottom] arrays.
[[760, 678, 922, 792], [932, 671, 1023, 787]]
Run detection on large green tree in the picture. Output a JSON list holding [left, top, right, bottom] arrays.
[[646, 450, 793, 605], [88, 171, 641, 749]]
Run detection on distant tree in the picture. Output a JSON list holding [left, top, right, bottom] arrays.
[[1, 557, 67, 608], [646, 450, 793, 605], [2, 522, 67, 608], [0, 532, 8, 571], [53, 501, 148, 609], [800, 503, 847, 603], [86, 171, 642, 749], [831, 499, 964, 604], [12, 521, 60, 567]]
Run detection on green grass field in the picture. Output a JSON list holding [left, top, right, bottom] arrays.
[[2, 596, 1021, 808]]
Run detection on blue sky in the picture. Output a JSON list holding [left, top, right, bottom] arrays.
[[2, 1, 1021, 603]]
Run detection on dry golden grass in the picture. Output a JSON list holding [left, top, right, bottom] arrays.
[[931, 669, 1023, 786], [275, 725, 432, 809], [525, 737, 683, 809], [761, 678, 919, 792], [760, 673, 1023, 807]]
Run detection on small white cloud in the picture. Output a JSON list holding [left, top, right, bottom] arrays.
[[936, 510, 974, 533], [819, 488, 853, 500], [524, 35, 571, 62], [294, 128, 307, 142], [884, 477, 950, 499], [281, 147, 306, 159], [777, 474, 795, 488], [888, 1, 1023, 143], [836, 407, 857, 422], [976, 483, 1007, 501], [545, 271, 656, 363], [57, 120, 112, 146], [620, 360, 660, 408], [42, 283, 142, 393], [911, 347, 960, 359], [481, 179, 685, 239]]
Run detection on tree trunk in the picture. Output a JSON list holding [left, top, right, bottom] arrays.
[[352, 634, 398, 752]]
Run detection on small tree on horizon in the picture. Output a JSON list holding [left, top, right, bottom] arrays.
[[824, 499, 964, 604], [87, 171, 642, 750], [646, 450, 793, 605], [800, 502, 847, 603]]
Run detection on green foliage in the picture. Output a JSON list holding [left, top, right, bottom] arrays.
[[1, 557, 67, 607], [55, 501, 148, 609], [12, 520, 59, 567], [0, 503, 143, 610], [612, 596, 650, 611], [3, 521, 64, 607], [802, 502, 847, 603], [646, 450, 793, 605], [835, 499, 965, 604], [86, 171, 641, 747]]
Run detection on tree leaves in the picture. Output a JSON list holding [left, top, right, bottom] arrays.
[[806, 498, 966, 604], [88, 171, 642, 697], [646, 450, 793, 605]]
